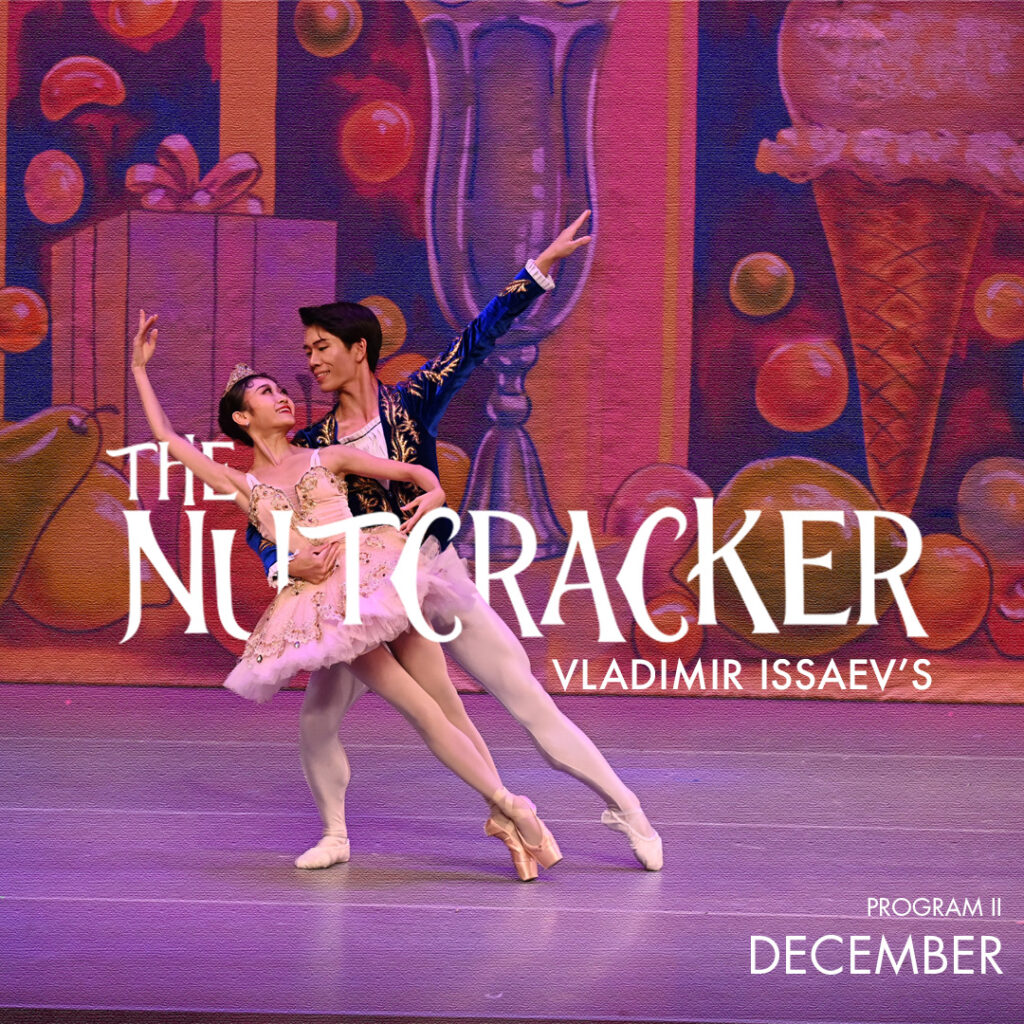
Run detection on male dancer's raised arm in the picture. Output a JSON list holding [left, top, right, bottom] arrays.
[[246, 211, 592, 580], [397, 210, 591, 434]]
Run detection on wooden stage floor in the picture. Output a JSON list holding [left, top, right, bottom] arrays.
[[1, 684, 1021, 1024]]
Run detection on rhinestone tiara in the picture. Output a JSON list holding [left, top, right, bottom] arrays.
[[223, 363, 257, 395]]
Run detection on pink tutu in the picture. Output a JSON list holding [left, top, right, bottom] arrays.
[[224, 454, 474, 704]]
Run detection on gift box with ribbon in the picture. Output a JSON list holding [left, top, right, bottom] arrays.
[[49, 136, 339, 450], [124, 134, 265, 215]]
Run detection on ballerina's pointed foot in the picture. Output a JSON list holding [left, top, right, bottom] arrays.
[[601, 807, 663, 871], [484, 811, 538, 881], [487, 790, 562, 878], [294, 834, 351, 869], [516, 797, 562, 869]]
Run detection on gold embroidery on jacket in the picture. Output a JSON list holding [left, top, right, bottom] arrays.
[[380, 386, 420, 463], [391, 481, 419, 518], [291, 410, 334, 449], [310, 410, 335, 448], [319, 411, 337, 447], [403, 335, 463, 399], [499, 278, 528, 296], [345, 474, 391, 516], [374, 386, 426, 523]]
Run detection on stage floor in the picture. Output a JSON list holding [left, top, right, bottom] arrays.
[[1, 684, 1021, 1024]]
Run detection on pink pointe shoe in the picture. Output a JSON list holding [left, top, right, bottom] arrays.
[[601, 807, 663, 871], [486, 791, 562, 880], [517, 797, 562, 869], [484, 810, 538, 882]]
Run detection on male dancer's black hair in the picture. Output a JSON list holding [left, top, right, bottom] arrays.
[[298, 301, 383, 371]]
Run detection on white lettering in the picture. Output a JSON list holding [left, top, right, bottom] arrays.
[[687, 498, 777, 633], [781, 510, 852, 626], [121, 509, 206, 642], [616, 508, 689, 641], [470, 510, 540, 638], [542, 511, 623, 642], [750, 936, 779, 975], [855, 510, 925, 636]]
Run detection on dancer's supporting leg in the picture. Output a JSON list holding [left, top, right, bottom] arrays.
[[388, 629, 499, 777], [444, 590, 640, 810], [387, 628, 516, 864], [294, 665, 365, 868], [347, 642, 558, 878]]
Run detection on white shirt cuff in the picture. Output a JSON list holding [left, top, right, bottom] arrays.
[[525, 258, 555, 291], [267, 551, 296, 587]]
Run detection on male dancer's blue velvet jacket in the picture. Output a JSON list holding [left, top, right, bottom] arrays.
[[246, 267, 548, 573]]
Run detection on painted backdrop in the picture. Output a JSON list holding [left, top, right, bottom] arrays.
[[1, 1, 1021, 701]]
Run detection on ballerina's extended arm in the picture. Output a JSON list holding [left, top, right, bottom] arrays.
[[130, 310, 252, 512]]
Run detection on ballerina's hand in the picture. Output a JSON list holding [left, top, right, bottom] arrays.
[[400, 487, 446, 534], [132, 309, 159, 370]]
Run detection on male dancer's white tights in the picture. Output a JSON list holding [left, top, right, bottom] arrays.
[[298, 574, 641, 841]]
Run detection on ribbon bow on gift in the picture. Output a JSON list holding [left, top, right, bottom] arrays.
[[125, 135, 264, 213]]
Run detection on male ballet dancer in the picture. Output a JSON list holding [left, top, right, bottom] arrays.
[[247, 212, 663, 871]]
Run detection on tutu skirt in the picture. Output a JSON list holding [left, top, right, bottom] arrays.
[[224, 526, 474, 703]]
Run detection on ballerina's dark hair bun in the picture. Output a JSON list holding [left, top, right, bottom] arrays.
[[218, 373, 279, 447]]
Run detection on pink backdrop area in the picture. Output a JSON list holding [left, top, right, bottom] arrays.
[[1, 1, 1022, 702]]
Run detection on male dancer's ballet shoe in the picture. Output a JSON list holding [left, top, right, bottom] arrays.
[[294, 834, 351, 869], [601, 808, 663, 871], [484, 811, 538, 882]]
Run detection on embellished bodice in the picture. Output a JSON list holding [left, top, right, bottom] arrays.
[[246, 450, 351, 540]]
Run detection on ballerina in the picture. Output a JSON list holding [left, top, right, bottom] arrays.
[[130, 309, 559, 881]]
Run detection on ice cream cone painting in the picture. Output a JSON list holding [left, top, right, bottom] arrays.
[[758, 1, 1024, 515], [809, 171, 986, 514]]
